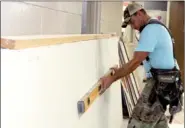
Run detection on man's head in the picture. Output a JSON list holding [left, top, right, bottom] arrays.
[[122, 3, 149, 30]]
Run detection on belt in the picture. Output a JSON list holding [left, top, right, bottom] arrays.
[[146, 72, 153, 79]]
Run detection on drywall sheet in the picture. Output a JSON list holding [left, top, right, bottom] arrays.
[[1, 37, 123, 128]]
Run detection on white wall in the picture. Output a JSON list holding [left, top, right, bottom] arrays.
[[1, 2, 82, 36], [1, 36, 123, 128], [147, 10, 167, 24]]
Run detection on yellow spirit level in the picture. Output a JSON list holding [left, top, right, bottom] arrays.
[[77, 67, 116, 115]]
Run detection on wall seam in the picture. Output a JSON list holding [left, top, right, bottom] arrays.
[[21, 1, 82, 16]]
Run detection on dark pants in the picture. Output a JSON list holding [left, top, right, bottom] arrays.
[[121, 83, 129, 118]]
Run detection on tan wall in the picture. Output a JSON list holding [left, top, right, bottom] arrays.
[[100, 2, 123, 36]]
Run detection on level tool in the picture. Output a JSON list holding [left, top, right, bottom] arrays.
[[77, 67, 116, 115]]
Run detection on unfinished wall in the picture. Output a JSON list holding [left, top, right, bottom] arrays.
[[1, 2, 82, 36], [1, 35, 123, 128], [100, 2, 123, 36], [1, 1, 123, 36]]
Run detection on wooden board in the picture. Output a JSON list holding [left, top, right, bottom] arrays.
[[118, 42, 135, 116], [119, 38, 140, 99], [1, 34, 116, 50], [118, 37, 140, 117]]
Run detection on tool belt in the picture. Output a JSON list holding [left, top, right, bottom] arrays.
[[148, 67, 184, 122]]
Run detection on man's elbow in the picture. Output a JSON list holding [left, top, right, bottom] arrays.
[[130, 58, 143, 69], [132, 51, 149, 66], [133, 58, 142, 66]]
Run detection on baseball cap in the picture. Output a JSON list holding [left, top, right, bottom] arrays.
[[122, 3, 143, 28]]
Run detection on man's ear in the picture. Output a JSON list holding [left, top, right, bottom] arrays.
[[137, 11, 142, 17]]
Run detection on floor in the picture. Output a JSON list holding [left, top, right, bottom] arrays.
[[120, 110, 184, 128], [121, 121, 184, 128]]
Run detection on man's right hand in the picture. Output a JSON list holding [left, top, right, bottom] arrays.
[[99, 65, 118, 94]]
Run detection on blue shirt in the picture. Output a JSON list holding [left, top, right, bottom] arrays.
[[135, 24, 176, 77]]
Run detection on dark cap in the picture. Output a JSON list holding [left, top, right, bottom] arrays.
[[122, 3, 143, 28]]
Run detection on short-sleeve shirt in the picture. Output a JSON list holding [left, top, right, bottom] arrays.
[[134, 24, 175, 76]]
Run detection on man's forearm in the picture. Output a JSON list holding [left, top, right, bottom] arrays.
[[112, 59, 140, 82]]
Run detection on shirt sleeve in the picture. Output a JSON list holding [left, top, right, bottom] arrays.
[[135, 24, 158, 52]]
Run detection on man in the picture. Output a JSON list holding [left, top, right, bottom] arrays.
[[100, 3, 178, 128]]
